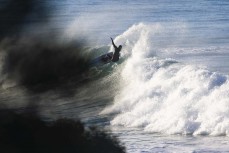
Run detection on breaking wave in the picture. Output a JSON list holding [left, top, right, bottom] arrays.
[[102, 23, 229, 136]]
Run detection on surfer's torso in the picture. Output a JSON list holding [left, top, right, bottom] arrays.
[[111, 37, 122, 62], [112, 49, 120, 62]]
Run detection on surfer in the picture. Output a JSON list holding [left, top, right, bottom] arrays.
[[89, 38, 122, 66], [111, 37, 122, 62]]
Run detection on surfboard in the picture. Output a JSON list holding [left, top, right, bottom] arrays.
[[90, 52, 113, 66]]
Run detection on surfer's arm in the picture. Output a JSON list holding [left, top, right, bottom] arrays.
[[111, 37, 117, 49]]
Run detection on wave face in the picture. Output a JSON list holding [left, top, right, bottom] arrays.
[[102, 23, 229, 136]]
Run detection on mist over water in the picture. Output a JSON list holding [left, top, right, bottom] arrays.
[[0, 1, 126, 152]]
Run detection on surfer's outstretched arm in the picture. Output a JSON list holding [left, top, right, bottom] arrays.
[[111, 37, 117, 49]]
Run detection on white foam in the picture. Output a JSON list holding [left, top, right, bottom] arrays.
[[101, 23, 229, 136]]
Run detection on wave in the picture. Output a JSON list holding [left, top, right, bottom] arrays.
[[101, 23, 229, 136]]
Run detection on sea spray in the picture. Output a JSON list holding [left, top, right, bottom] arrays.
[[102, 23, 229, 136]]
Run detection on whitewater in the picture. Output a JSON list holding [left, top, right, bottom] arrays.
[[96, 22, 229, 152], [102, 23, 229, 136]]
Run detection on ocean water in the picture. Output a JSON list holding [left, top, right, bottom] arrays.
[[1, 0, 229, 152]]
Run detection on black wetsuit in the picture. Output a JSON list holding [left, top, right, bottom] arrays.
[[112, 49, 121, 62], [111, 38, 122, 62]]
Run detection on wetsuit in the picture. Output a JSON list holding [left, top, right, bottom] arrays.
[[111, 38, 122, 62]]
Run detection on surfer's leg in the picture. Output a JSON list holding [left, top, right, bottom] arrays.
[[107, 54, 112, 58], [102, 56, 108, 62], [107, 54, 113, 62]]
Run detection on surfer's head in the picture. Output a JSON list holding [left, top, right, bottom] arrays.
[[118, 45, 122, 50]]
